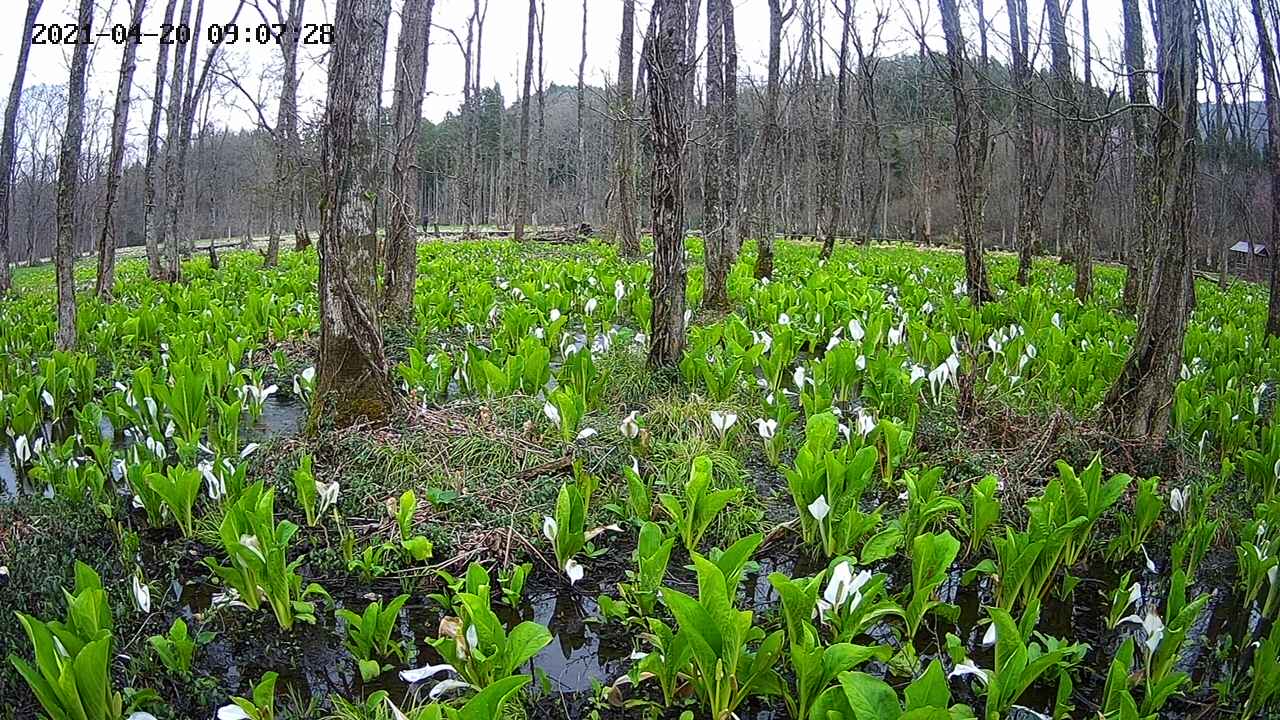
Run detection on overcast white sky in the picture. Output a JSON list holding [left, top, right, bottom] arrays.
[[0, 0, 1142, 147]]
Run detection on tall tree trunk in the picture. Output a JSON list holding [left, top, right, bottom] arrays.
[[0, 0, 42, 295], [702, 0, 727, 309], [384, 0, 435, 316], [264, 0, 307, 265], [1046, 0, 1090, 300], [1007, 0, 1039, 286], [55, 0, 94, 350], [95, 0, 148, 299], [938, 0, 994, 305], [1104, 0, 1199, 443], [754, 0, 789, 279], [722, 1, 740, 252], [576, 0, 587, 226], [818, 0, 851, 260], [1252, 0, 1280, 337], [648, 0, 689, 369], [317, 0, 394, 425], [515, 0, 535, 241], [143, 0, 179, 280], [159, 0, 195, 281], [1121, 0, 1155, 313], [613, 0, 640, 257]]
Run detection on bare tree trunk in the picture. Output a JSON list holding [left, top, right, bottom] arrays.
[[1252, 0, 1280, 336], [938, 0, 994, 305], [1121, 0, 1156, 313], [1104, 0, 1198, 443], [818, 0, 851, 260], [384, 0, 435, 317], [1007, 0, 1039, 285], [95, 0, 147, 299], [722, 1, 740, 252], [0, 0, 42, 295], [143, 0, 179, 280], [754, 0, 790, 279], [158, 0, 195, 281], [514, 0, 535, 241], [702, 0, 727, 309], [648, 0, 689, 369], [1047, 0, 1093, 301], [317, 0, 394, 425], [576, 0, 587, 225], [55, 0, 94, 350], [262, 0, 307, 265], [613, 0, 640, 257]]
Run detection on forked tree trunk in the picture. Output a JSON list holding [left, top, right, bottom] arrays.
[[647, 0, 689, 369], [384, 0, 434, 317], [1047, 0, 1092, 301], [159, 0, 195, 281], [754, 0, 789, 279], [316, 0, 394, 425], [938, 0, 994, 305], [264, 0, 307, 265], [1121, 0, 1155, 313], [144, 0, 179, 280], [702, 0, 727, 309], [515, 0, 535, 241], [0, 0, 43, 295], [96, 0, 147, 299], [55, 0, 94, 350], [613, 0, 640, 257], [818, 0, 851, 260], [1251, 0, 1280, 337], [1104, 0, 1198, 443]]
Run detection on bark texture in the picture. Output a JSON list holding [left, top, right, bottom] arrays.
[[938, 0, 994, 305], [264, 0, 308, 265], [143, 0, 179, 280], [1121, 0, 1155, 313], [515, 0, 536, 241], [55, 0, 94, 350], [647, 0, 689, 369], [702, 0, 728, 309], [754, 0, 790, 279], [612, 0, 640, 258], [316, 0, 395, 425], [96, 0, 147, 299], [1252, 0, 1280, 337], [1007, 0, 1040, 286], [0, 0, 43, 295], [1104, 0, 1199, 443], [818, 0, 851, 260], [384, 0, 435, 316]]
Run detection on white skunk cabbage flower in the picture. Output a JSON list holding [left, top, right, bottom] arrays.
[[709, 411, 738, 436], [619, 411, 640, 439], [565, 558, 585, 584], [131, 574, 151, 613], [542, 516, 558, 543], [754, 418, 777, 440], [543, 402, 561, 427], [807, 495, 830, 523]]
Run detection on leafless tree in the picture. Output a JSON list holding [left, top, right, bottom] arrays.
[[1251, 0, 1280, 336], [257, 0, 308, 265], [818, 0, 851, 260], [95, 0, 148, 299], [937, 0, 994, 305], [384, 0, 435, 316], [317, 0, 394, 424], [611, 0, 640, 257], [515, 0, 536, 241], [648, 0, 690, 368], [1105, 0, 1199, 443], [55, 0, 94, 350], [0, 0, 43, 294]]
